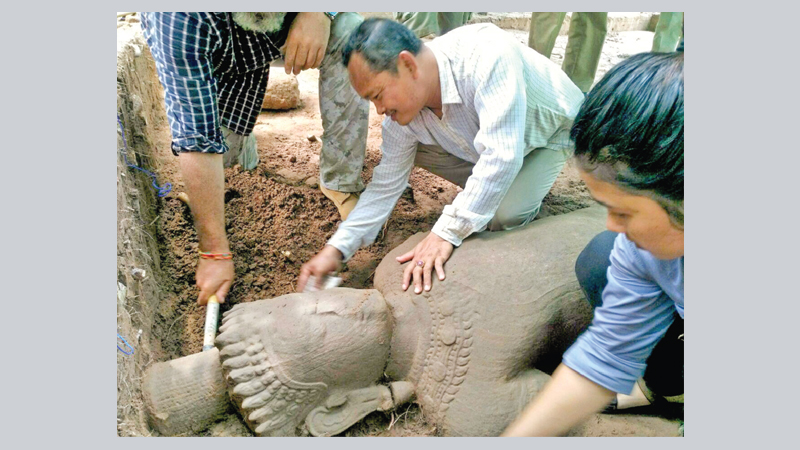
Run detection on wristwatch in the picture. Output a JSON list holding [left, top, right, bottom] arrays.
[[324, 12, 337, 21]]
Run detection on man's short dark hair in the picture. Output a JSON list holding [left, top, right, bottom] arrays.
[[571, 52, 684, 226], [342, 18, 422, 73]]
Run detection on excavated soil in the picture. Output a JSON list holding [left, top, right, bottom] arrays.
[[122, 21, 678, 436]]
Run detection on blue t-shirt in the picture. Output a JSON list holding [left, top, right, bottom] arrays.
[[562, 233, 684, 394]]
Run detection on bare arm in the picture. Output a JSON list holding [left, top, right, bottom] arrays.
[[179, 152, 234, 305], [501, 364, 615, 437]]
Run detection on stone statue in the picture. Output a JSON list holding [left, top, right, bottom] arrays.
[[142, 206, 680, 436]]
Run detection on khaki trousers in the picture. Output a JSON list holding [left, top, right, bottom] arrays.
[[414, 144, 570, 231], [652, 12, 684, 52], [393, 12, 473, 38], [528, 12, 608, 93]]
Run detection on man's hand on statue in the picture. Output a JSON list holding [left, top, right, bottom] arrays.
[[298, 245, 343, 292], [282, 12, 331, 75], [396, 232, 454, 294], [196, 258, 234, 305]]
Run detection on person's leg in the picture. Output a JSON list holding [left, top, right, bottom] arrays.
[[220, 126, 259, 170], [528, 12, 567, 59], [318, 12, 370, 218], [413, 143, 475, 188], [437, 12, 472, 35], [393, 12, 440, 38], [652, 12, 684, 52], [575, 230, 618, 309], [487, 147, 570, 231], [561, 12, 608, 93], [216, 65, 269, 170], [641, 313, 684, 399]]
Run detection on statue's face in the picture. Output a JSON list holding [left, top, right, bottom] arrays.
[[215, 289, 392, 436]]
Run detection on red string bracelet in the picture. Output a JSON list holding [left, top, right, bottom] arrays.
[[199, 251, 233, 260]]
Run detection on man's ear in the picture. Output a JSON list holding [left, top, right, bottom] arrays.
[[397, 51, 419, 79]]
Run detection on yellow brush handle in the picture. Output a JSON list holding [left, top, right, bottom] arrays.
[[202, 295, 220, 351]]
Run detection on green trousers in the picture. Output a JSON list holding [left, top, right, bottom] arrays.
[[652, 12, 684, 52], [394, 12, 473, 38], [528, 12, 608, 93], [413, 143, 570, 231]]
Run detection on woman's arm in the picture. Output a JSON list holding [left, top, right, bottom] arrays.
[[501, 364, 615, 437]]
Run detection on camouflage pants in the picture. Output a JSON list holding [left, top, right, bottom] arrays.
[[224, 13, 369, 193]]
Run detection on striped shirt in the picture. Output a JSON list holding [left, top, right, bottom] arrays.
[[328, 24, 584, 261], [140, 12, 295, 155]]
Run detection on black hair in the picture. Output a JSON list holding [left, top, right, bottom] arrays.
[[571, 52, 684, 226], [341, 18, 422, 73]]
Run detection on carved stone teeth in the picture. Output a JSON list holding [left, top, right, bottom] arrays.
[[233, 378, 266, 397], [241, 390, 273, 409], [248, 406, 273, 423], [273, 399, 287, 410], [285, 391, 296, 401], [254, 420, 274, 435], [253, 361, 270, 375], [270, 380, 282, 391], [228, 365, 257, 383], [246, 343, 264, 356], [222, 353, 253, 369], [262, 372, 276, 384], [218, 341, 248, 357]]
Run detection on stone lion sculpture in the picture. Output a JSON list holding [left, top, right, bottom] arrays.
[[142, 206, 680, 436]]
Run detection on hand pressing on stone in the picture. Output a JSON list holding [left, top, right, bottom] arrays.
[[282, 12, 331, 75], [397, 232, 453, 294], [298, 245, 343, 292]]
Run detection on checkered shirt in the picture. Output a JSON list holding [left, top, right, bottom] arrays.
[[140, 12, 294, 155]]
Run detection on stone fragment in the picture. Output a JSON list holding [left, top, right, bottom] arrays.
[[261, 71, 300, 110]]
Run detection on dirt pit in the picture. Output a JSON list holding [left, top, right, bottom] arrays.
[[117, 16, 680, 437]]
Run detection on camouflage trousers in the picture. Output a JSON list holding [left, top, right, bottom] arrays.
[[223, 12, 369, 194]]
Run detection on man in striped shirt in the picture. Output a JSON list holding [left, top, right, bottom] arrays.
[[140, 12, 370, 306], [298, 18, 584, 294]]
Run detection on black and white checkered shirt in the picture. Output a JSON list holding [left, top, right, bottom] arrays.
[[140, 12, 296, 155]]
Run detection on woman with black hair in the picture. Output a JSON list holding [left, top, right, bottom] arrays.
[[503, 52, 684, 436]]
